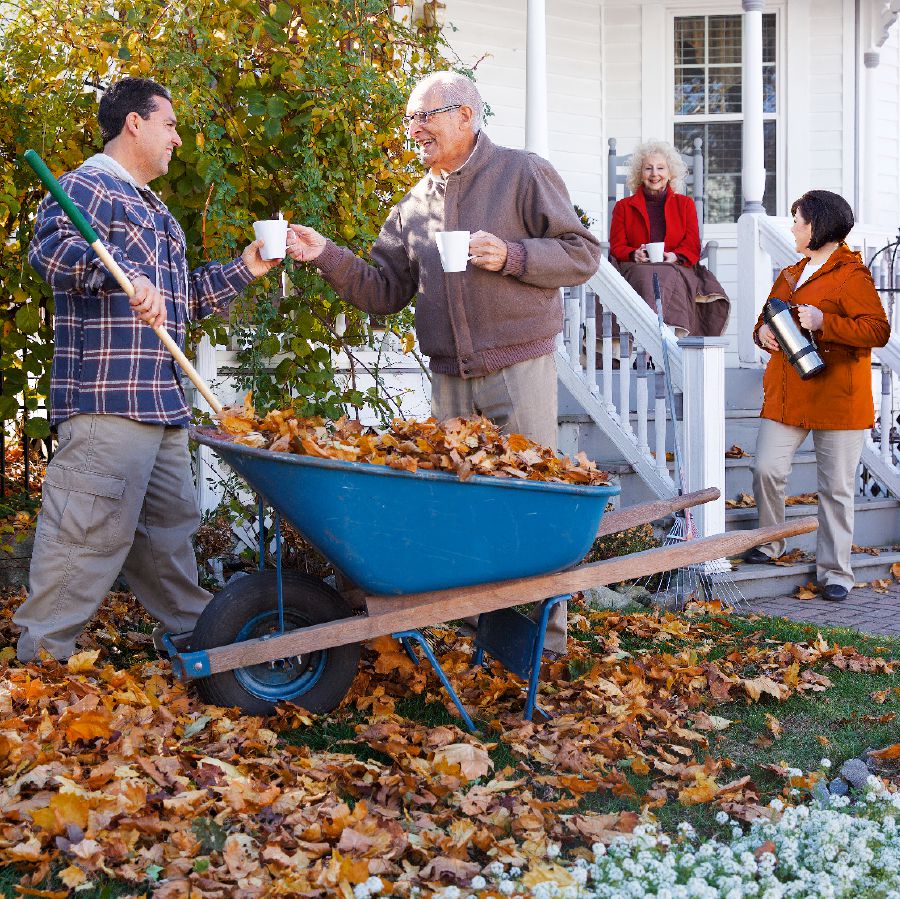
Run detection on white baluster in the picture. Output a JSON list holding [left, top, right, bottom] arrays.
[[619, 331, 633, 438], [654, 369, 669, 479], [585, 290, 598, 396], [602, 311, 615, 415], [567, 287, 581, 369], [881, 366, 893, 464], [635, 349, 648, 456]]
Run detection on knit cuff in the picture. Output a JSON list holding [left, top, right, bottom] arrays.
[[315, 239, 346, 275], [502, 241, 526, 278]]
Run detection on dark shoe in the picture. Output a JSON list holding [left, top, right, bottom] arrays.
[[822, 584, 849, 602], [743, 548, 773, 565]]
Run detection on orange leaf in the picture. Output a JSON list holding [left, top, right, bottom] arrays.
[[678, 771, 719, 805], [30, 793, 90, 835], [870, 743, 900, 759], [64, 708, 113, 743]]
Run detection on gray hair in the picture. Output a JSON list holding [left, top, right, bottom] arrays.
[[626, 140, 687, 194], [409, 71, 484, 133]]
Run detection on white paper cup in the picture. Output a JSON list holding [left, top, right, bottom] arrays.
[[253, 219, 288, 260], [645, 241, 665, 263], [436, 230, 471, 272]]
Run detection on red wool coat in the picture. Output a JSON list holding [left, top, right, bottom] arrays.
[[753, 244, 891, 430], [609, 189, 702, 267]]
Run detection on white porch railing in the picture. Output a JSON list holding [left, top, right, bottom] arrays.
[[737, 213, 900, 500], [558, 259, 728, 538]]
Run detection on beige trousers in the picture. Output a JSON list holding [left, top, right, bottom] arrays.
[[751, 418, 866, 590], [430, 353, 559, 451], [15, 414, 211, 661], [431, 354, 567, 653]]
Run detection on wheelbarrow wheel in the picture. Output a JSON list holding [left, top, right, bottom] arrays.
[[191, 571, 360, 716]]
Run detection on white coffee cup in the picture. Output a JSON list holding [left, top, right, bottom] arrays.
[[435, 230, 471, 272], [645, 241, 666, 263], [253, 219, 288, 260]]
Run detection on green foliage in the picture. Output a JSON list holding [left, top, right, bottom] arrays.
[[1, 0, 448, 428]]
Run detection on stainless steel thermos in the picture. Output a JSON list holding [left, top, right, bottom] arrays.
[[761, 298, 826, 380]]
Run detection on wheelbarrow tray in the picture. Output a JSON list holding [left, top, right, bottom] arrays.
[[193, 429, 619, 595]]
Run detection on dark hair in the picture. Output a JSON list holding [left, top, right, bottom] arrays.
[[98, 78, 171, 144], [790, 190, 855, 250]]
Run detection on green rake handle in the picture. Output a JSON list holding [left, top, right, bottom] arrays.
[[22, 149, 223, 416]]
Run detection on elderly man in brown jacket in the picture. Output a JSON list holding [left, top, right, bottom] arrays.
[[287, 71, 601, 654]]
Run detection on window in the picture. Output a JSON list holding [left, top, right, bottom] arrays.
[[673, 14, 777, 223]]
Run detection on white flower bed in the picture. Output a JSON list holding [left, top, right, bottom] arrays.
[[429, 779, 900, 899]]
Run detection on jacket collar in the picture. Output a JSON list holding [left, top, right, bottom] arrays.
[[429, 131, 496, 187], [784, 243, 861, 290]]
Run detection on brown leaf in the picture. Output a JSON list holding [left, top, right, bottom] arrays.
[[432, 743, 493, 781]]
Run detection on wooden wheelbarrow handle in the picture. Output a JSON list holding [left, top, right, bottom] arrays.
[[595, 487, 719, 538], [197, 515, 818, 675]]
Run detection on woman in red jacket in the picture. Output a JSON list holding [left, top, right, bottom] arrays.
[[746, 190, 891, 600], [609, 140, 730, 336]]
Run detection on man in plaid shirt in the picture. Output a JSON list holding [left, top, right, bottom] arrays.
[[15, 78, 281, 662]]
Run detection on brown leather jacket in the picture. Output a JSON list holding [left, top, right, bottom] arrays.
[[753, 243, 891, 430]]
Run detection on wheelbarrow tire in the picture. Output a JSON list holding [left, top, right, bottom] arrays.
[[191, 571, 360, 716]]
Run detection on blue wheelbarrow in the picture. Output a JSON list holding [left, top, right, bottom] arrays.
[[166, 430, 817, 729]]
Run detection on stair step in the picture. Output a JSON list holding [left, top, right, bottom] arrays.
[[725, 497, 900, 551], [725, 549, 900, 601]]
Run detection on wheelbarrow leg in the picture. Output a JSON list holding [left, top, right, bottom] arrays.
[[393, 629, 477, 733], [524, 594, 569, 722]]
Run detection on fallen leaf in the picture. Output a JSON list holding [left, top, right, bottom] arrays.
[[432, 743, 493, 781]]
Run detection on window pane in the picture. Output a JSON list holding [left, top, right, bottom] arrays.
[[708, 15, 741, 65], [708, 67, 742, 114], [675, 16, 705, 66], [763, 65, 776, 113], [763, 121, 777, 215], [762, 13, 776, 64], [675, 68, 706, 115]]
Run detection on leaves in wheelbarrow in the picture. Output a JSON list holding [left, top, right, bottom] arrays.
[[214, 398, 611, 485]]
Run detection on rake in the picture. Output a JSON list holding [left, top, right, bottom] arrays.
[[643, 272, 751, 613]]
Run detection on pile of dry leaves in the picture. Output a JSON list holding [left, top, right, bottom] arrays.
[[212, 396, 609, 485], [0, 587, 897, 897]]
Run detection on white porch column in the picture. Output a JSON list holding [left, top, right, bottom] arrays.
[[677, 337, 727, 539], [525, 0, 550, 159], [741, 0, 766, 214], [862, 50, 880, 224]]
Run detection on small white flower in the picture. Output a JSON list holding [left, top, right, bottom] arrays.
[[546, 842, 560, 859], [499, 881, 515, 895], [769, 798, 784, 812], [364, 877, 383, 895], [821, 758, 832, 769], [470, 876, 486, 890], [715, 811, 730, 825], [438, 888, 460, 899]]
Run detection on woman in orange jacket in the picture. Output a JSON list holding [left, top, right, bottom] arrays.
[[748, 190, 891, 600], [609, 140, 730, 336]]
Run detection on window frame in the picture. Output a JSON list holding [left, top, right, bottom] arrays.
[[666, 4, 785, 226]]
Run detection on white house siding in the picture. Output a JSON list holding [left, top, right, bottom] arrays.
[[803, 0, 849, 195], [873, 24, 900, 231], [440, 0, 605, 223]]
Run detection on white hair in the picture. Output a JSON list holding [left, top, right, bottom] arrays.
[[626, 140, 687, 194], [409, 71, 484, 133]]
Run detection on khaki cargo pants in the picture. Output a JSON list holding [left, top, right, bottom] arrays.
[[15, 414, 211, 661], [430, 354, 568, 654]]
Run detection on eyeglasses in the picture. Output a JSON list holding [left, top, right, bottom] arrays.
[[402, 104, 461, 127]]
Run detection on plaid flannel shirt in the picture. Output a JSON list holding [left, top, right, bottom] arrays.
[[29, 157, 255, 426]]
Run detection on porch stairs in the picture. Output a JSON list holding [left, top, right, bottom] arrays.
[[557, 252, 900, 603]]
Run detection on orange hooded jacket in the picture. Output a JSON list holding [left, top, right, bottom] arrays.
[[753, 243, 891, 430]]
